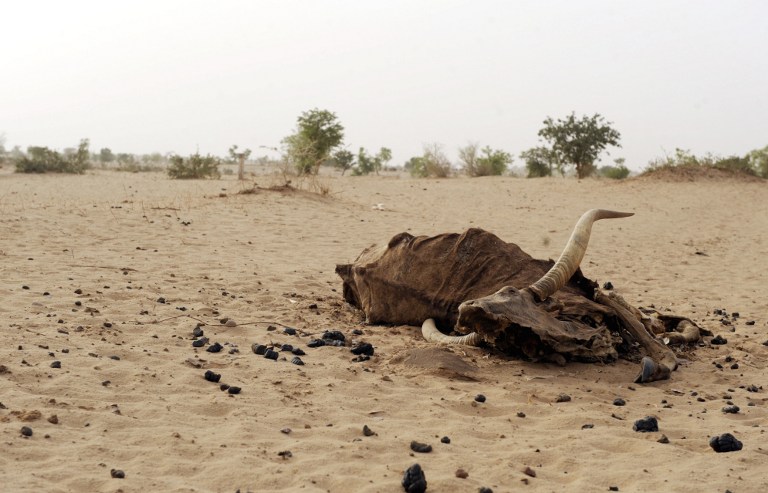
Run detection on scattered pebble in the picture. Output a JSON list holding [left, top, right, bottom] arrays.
[[224, 319, 237, 327], [582, 424, 594, 429], [307, 339, 325, 348], [50, 361, 61, 369], [220, 384, 230, 391], [609, 487, 619, 492], [402, 464, 427, 493], [283, 327, 297, 336], [192, 337, 209, 348], [440, 436, 451, 444], [264, 349, 279, 360], [277, 450, 292, 459], [746, 384, 759, 392], [204, 370, 221, 383], [351, 355, 370, 363], [455, 468, 468, 479], [352, 329, 364, 335], [192, 326, 204, 338], [110, 469, 125, 479], [351, 343, 374, 356], [523, 466, 536, 477], [410, 441, 432, 453], [633, 416, 658, 432], [603, 281, 613, 290], [478, 488, 493, 493], [227, 386, 241, 395], [20, 426, 33, 437], [291, 356, 305, 366], [252, 344, 267, 355], [280, 344, 294, 352], [291, 347, 306, 356], [745, 320, 755, 326], [516, 412, 526, 418], [711, 335, 728, 345], [474, 394, 486, 403], [709, 433, 743, 453], [722, 405, 740, 414], [47, 415, 58, 425], [206, 342, 223, 353], [281, 428, 291, 434], [323, 330, 345, 342], [613, 397, 626, 406], [556, 393, 571, 403], [156, 297, 166, 304], [657, 434, 670, 444], [363, 425, 375, 436]]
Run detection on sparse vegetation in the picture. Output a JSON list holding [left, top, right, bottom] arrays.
[[282, 109, 345, 175], [748, 145, 768, 178], [353, 147, 392, 176], [167, 152, 221, 179], [459, 143, 512, 177], [408, 143, 452, 178], [598, 158, 630, 179], [14, 139, 91, 174], [331, 149, 355, 175], [520, 146, 557, 177]]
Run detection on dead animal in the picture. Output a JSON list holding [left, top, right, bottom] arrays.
[[336, 209, 704, 382]]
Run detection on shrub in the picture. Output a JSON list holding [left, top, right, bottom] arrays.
[[598, 165, 630, 179], [460, 143, 512, 177], [15, 139, 91, 174], [167, 153, 221, 179], [409, 143, 452, 178], [520, 147, 555, 177]]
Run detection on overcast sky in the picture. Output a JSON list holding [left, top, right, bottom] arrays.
[[2, 0, 767, 170]]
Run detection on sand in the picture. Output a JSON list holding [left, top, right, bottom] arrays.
[[0, 168, 766, 493]]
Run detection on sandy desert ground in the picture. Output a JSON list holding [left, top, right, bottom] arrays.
[[0, 167, 766, 493]]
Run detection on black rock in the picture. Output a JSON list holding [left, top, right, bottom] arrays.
[[603, 281, 614, 290], [20, 426, 33, 437], [283, 327, 297, 336], [192, 326, 204, 338], [325, 340, 345, 347], [441, 436, 451, 444], [277, 450, 292, 459], [264, 349, 279, 360], [410, 441, 432, 453], [478, 488, 494, 493], [351, 343, 374, 356], [556, 393, 572, 403], [709, 433, 743, 452], [363, 425, 375, 436], [402, 464, 427, 493], [291, 347, 306, 356], [192, 337, 209, 348], [474, 394, 486, 403], [227, 386, 241, 394], [220, 384, 230, 391], [323, 330, 346, 342], [722, 405, 740, 414], [633, 416, 658, 432], [657, 434, 670, 444], [351, 355, 370, 363], [291, 356, 305, 366], [609, 487, 619, 492], [206, 342, 223, 353], [157, 297, 166, 304], [307, 339, 325, 348], [746, 384, 759, 392], [110, 469, 125, 479], [280, 344, 294, 352], [711, 335, 728, 345], [204, 370, 221, 383], [352, 329, 364, 335], [613, 398, 626, 406], [50, 361, 61, 369], [745, 320, 755, 326], [252, 344, 267, 355]]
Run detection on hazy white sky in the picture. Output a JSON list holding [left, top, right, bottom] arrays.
[[2, 0, 767, 170]]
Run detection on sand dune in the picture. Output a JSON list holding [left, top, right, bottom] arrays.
[[1, 169, 766, 492]]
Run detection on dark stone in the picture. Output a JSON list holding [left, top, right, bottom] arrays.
[[657, 434, 670, 444], [277, 450, 292, 459], [227, 386, 241, 394], [50, 361, 61, 369], [206, 342, 223, 353], [291, 347, 306, 356], [709, 433, 743, 452], [730, 363, 739, 370], [410, 441, 432, 453], [609, 487, 619, 492], [264, 349, 279, 360], [745, 320, 755, 326], [613, 398, 626, 406], [308, 303, 318, 309], [633, 416, 658, 432], [252, 344, 267, 355], [322, 330, 345, 342], [517, 412, 526, 418], [440, 436, 451, 444], [478, 488, 493, 493], [192, 326, 204, 338], [109, 355, 120, 361], [711, 335, 728, 345], [402, 464, 427, 493], [351, 343, 375, 356], [363, 425, 375, 436], [474, 394, 486, 403], [582, 423, 594, 429], [110, 469, 125, 479], [307, 339, 325, 348], [74, 288, 82, 294], [722, 405, 740, 414], [746, 384, 759, 392], [556, 393, 571, 403], [220, 384, 230, 391], [352, 329, 364, 335], [291, 356, 305, 366], [351, 355, 370, 363], [325, 340, 345, 347], [204, 370, 221, 383], [603, 281, 614, 290], [192, 337, 209, 348], [283, 327, 297, 336], [157, 297, 166, 303], [20, 426, 33, 437], [280, 344, 294, 352]]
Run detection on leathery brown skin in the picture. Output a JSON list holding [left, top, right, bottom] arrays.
[[421, 209, 676, 383]]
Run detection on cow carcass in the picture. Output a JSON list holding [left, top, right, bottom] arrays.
[[336, 209, 703, 382]]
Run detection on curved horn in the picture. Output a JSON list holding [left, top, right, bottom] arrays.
[[528, 209, 633, 301], [421, 318, 480, 345]]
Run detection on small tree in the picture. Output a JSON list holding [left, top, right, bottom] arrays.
[[332, 149, 355, 175], [747, 145, 768, 178], [538, 112, 621, 179], [410, 143, 451, 178], [167, 153, 220, 179], [598, 158, 630, 179], [520, 146, 557, 177], [99, 148, 115, 166], [228, 144, 252, 180], [282, 109, 344, 175], [15, 139, 91, 174], [354, 147, 392, 175]]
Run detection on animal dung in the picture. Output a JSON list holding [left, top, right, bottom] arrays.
[[409, 441, 432, 453], [402, 463, 427, 493]]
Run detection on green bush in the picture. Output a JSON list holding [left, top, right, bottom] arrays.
[[15, 139, 91, 174], [167, 153, 220, 179], [520, 147, 554, 177], [598, 165, 630, 179]]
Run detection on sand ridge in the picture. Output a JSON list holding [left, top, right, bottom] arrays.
[[1, 170, 766, 492]]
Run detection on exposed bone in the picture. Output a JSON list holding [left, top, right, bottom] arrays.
[[421, 318, 480, 345], [529, 209, 633, 302]]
